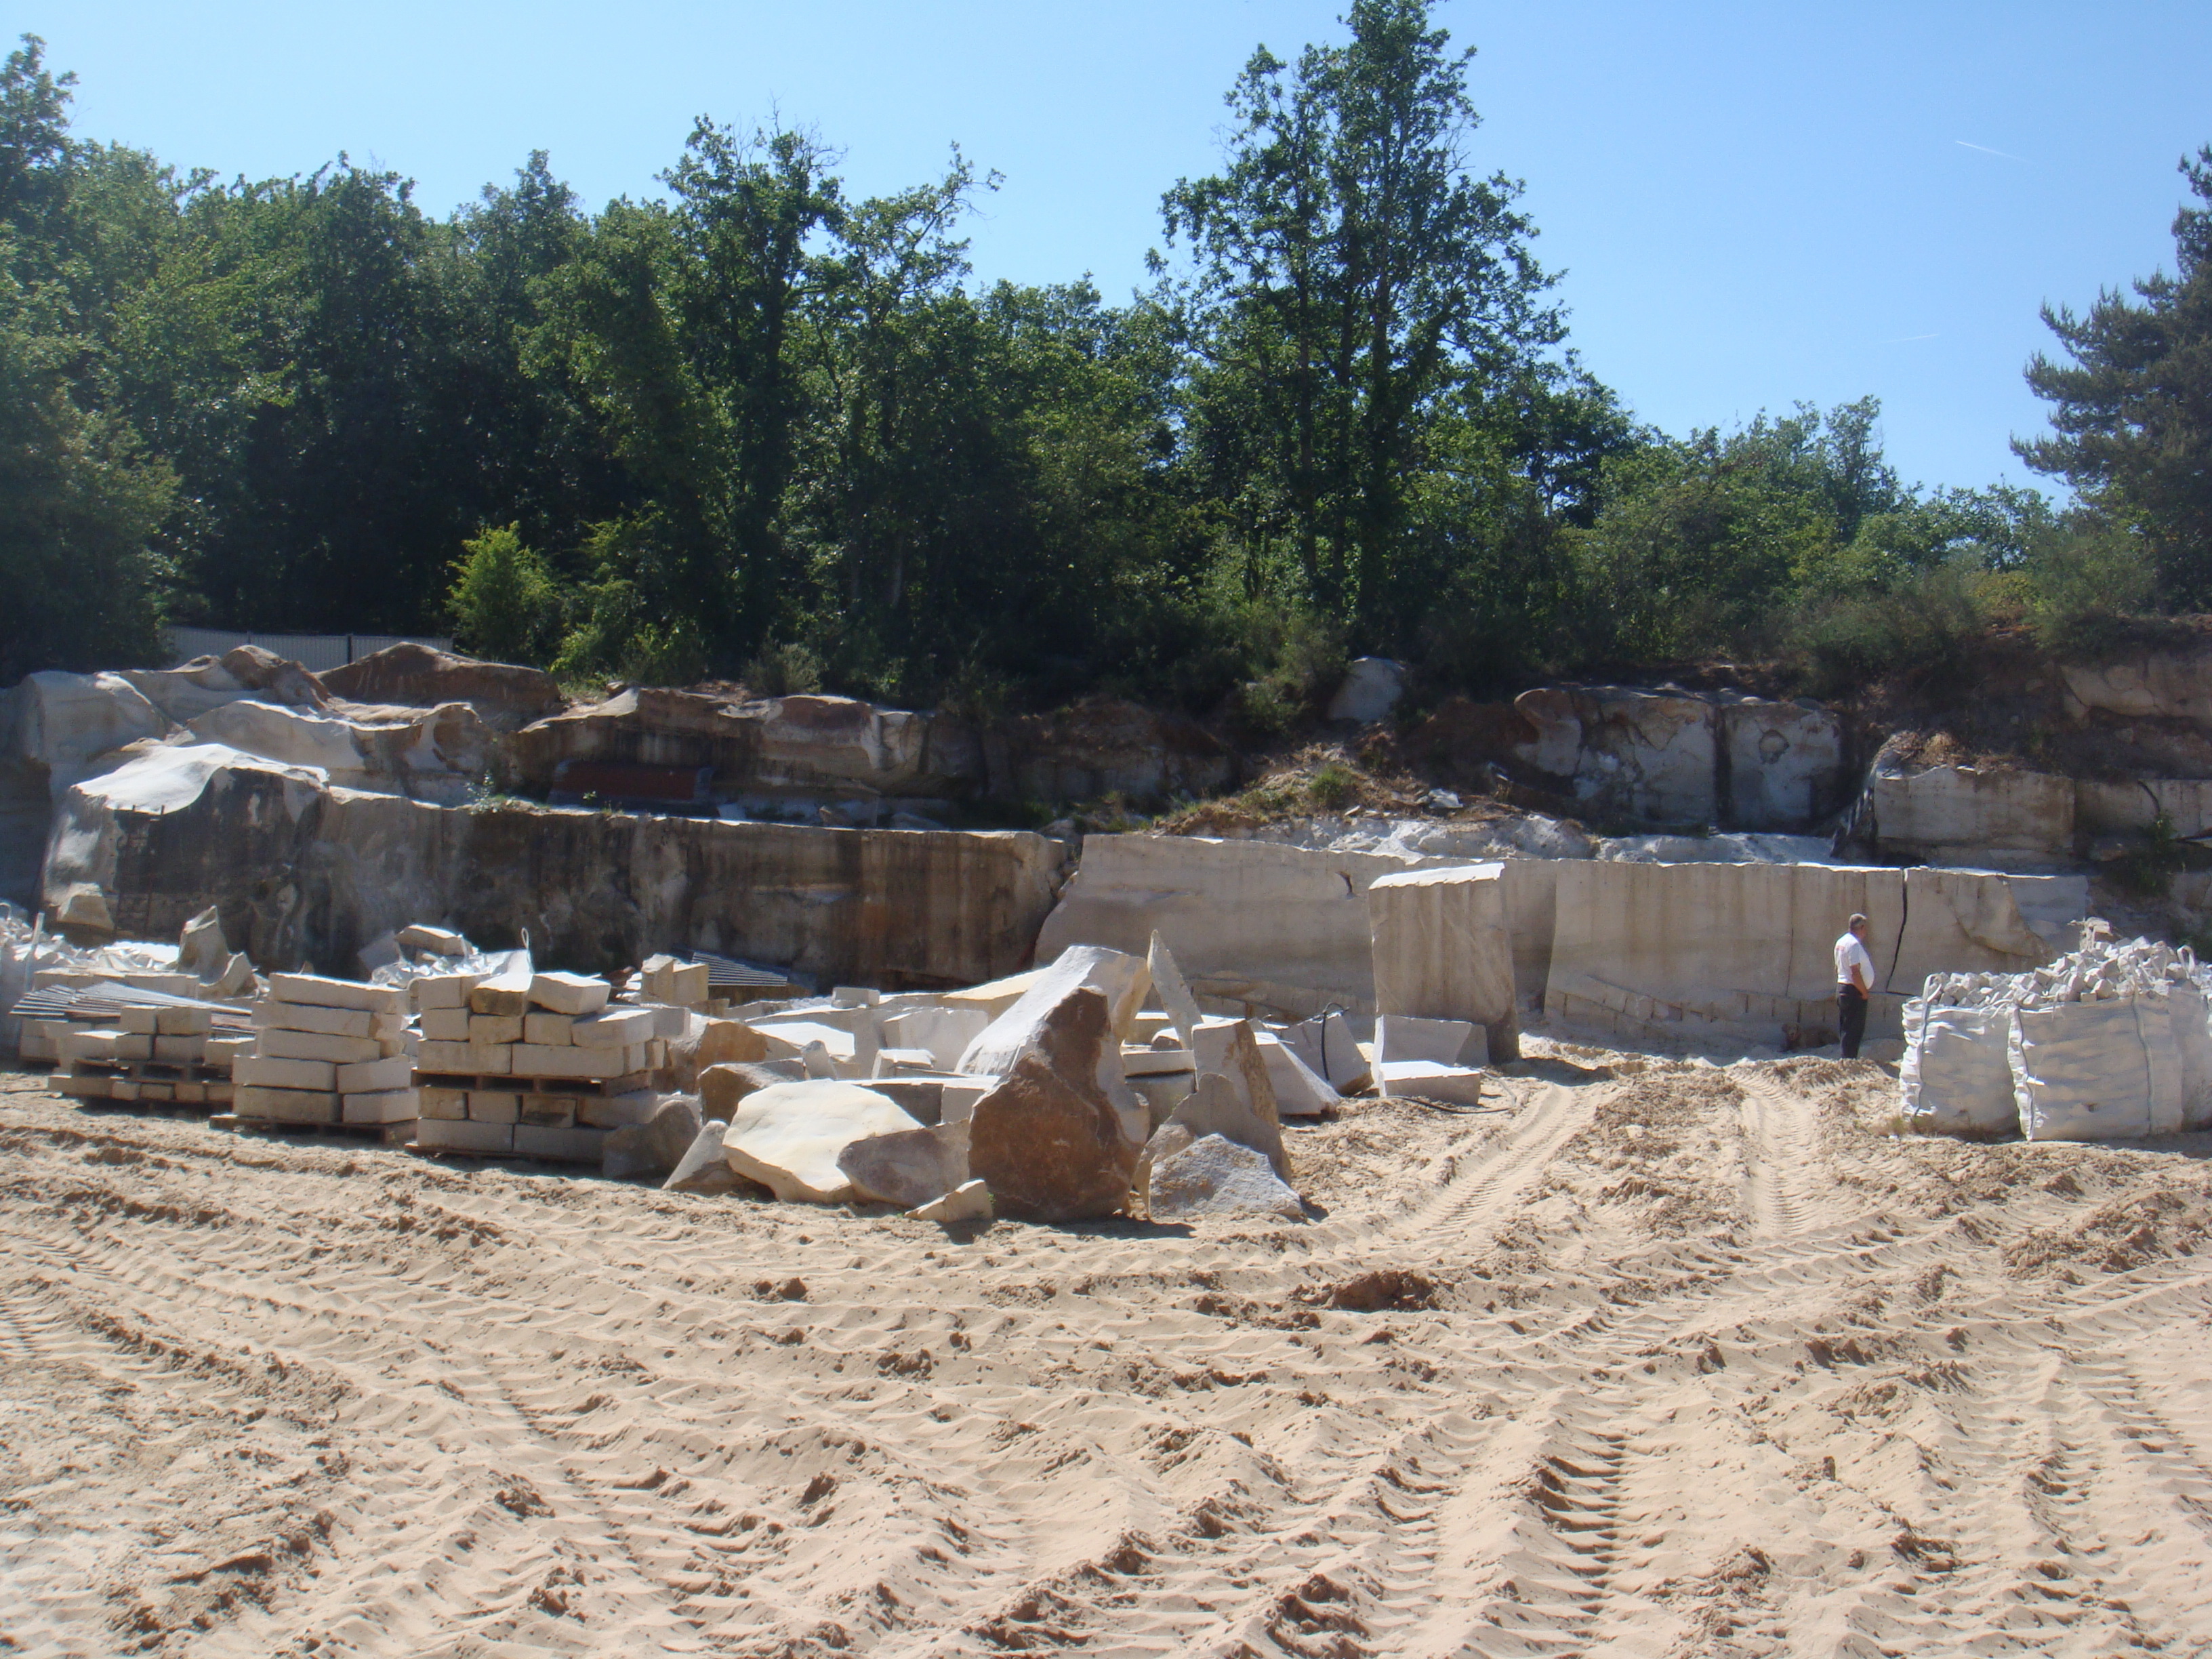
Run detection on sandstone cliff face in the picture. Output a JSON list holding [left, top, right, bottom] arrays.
[[43, 745, 1069, 985]]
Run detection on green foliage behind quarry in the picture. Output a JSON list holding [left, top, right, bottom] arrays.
[[0, 14, 2207, 709]]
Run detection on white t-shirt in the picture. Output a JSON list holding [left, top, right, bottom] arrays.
[[1835, 931, 1874, 991]]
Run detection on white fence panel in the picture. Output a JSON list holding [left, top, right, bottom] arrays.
[[168, 628, 451, 675]]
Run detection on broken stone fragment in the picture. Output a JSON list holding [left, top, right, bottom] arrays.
[[964, 986, 1140, 1223], [663, 1120, 744, 1193], [957, 944, 1151, 1076], [909, 1179, 992, 1224], [836, 1117, 969, 1209], [698, 1060, 804, 1121], [1134, 1064, 1290, 1204], [603, 1094, 705, 1180], [1146, 1133, 1305, 1223], [668, 1016, 770, 1090], [720, 1080, 922, 1203], [1179, 1023, 1289, 1179], [1147, 930, 1204, 1052]]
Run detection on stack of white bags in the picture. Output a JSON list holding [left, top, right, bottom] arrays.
[[1902, 928, 2212, 1141]]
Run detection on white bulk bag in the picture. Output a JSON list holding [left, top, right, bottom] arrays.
[[1899, 998, 2016, 1136], [2009, 996, 2185, 1142], [2169, 983, 2212, 1131]]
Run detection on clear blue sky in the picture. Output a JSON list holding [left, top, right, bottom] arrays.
[[28, 1, 2212, 495]]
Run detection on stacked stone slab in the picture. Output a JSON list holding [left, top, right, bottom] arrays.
[[232, 973, 415, 1131], [640, 954, 710, 1008], [413, 968, 666, 1163], [52, 1002, 240, 1106]]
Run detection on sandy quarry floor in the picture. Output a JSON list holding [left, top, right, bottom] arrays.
[[4, 1054, 2212, 1658]]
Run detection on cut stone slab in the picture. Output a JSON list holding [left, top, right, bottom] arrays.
[[258, 1027, 390, 1066], [1254, 1031, 1337, 1116], [966, 986, 1141, 1223], [578, 1090, 659, 1129], [267, 972, 405, 1017], [604, 1094, 704, 1181], [1147, 930, 1204, 1052], [878, 1006, 990, 1071], [1376, 1059, 1485, 1106], [1368, 862, 1521, 1062], [722, 1080, 922, 1203], [837, 1118, 970, 1208], [1375, 1014, 1481, 1067], [233, 1085, 337, 1124], [342, 1088, 420, 1125], [258, 1000, 380, 1040], [337, 1054, 413, 1094], [398, 923, 470, 956], [416, 1117, 514, 1153], [665, 1120, 748, 1193], [529, 971, 611, 1016], [1147, 1133, 1305, 1223], [235, 1054, 337, 1092], [468, 968, 533, 1017], [958, 943, 1150, 1076], [412, 972, 484, 1011], [910, 1179, 992, 1224], [570, 1006, 657, 1048]]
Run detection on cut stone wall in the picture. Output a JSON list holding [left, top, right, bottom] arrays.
[[42, 743, 1067, 986]]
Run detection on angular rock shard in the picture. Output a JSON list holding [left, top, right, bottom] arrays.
[[909, 1179, 993, 1224], [664, 1120, 748, 1194], [957, 943, 1149, 1076], [698, 1060, 804, 1122], [721, 1080, 922, 1204], [965, 986, 1141, 1223], [836, 1118, 969, 1209], [1147, 929, 1204, 1052]]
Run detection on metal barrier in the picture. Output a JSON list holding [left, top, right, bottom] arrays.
[[167, 628, 453, 675]]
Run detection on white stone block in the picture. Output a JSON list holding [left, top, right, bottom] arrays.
[[342, 1088, 419, 1124], [418, 1040, 511, 1076], [411, 971, 483, 1011], [523, 1012, 574, 1046], [1375, 1059, 1486, 1105], [258, 1000, 375, 1039], [568, 1007, 656, 1049], [528, 972, 610, 1016], [233, 1084, 339, 1123], [118, 1006, 160, 1036], [1368, 863, 1520, 1061], [468, 1090, 520, 1123], [337, 1054, 413, 1094], [419, 1006, 471, 1042], [267, 973, 405, 1016], [258, 1027, 390, 1066], [419, 1086, 468, 1120], [417, 1118, 514, 1153], [470, 1013, 523, 1045], [235, 1054, 337, 1092], [155, 1006, 212, 1036]]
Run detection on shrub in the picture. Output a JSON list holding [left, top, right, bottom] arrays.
[[744, 641, 825, 697], [447, 524, 562, 665], [1308, 762, 1356, 808]]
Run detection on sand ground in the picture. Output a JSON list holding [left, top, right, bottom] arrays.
[[3, 1050, 2212, 1658]]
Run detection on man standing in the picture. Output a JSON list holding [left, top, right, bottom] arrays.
[[1835, 912, 1875, 1060]]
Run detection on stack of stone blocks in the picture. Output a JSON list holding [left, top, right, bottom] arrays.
[[232, 974, 416, 1132], [413, 968, 670, 1162], [52, 1001, 243, 1106]]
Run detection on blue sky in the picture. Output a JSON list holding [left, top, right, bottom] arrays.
[[28, 0, 2212, 495]]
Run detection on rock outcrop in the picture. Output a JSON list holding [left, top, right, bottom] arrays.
[[317, 643, 565, 731], [1858, 743, 2076, 869], [978, 697, 1232, 808], [41, 747, 1069, 981]]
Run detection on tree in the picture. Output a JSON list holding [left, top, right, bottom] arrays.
[[446, 523, 560, 665], [2018, 144, 2212, 607], [1160, 0, 1561, 640]]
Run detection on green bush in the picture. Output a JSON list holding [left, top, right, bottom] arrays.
[[744, 641, 825, 697], [2022, 519, 2156, 657], [1782, 565, 1986, 699], [1308, 762, 1356, 808], [447, 524, 562, 665]]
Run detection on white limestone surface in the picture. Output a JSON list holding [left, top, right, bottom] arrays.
[[1368, 862, 1519, 1060]]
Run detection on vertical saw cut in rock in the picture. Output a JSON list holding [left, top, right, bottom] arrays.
[[1366, 862, 1520, 1061], [965, 986, 1141, 1223], [720, 1080, 925, 1203]]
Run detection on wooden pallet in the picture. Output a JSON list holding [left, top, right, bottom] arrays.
[[214, 1113, 417, 1147], [54, 1062, 234, 1107], [414, 1069, 662, 1097]]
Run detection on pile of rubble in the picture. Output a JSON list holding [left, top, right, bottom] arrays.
[[1902, 926, 2212, 1141]]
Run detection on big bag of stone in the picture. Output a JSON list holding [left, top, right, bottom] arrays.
[[1902, 937, 2212, 1141]]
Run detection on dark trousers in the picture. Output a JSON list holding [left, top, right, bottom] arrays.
[[1837, 985, 1868, 1059]]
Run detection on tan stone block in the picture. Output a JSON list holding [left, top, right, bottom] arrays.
[[336, 1054, 413, 1094], [514, 1123, 608, 1162], [419, 1040, 510, 1076], [259, 1027, 388, 1065], [419, 1086, 469, 1121], [342, 1088, 419, 1124], [119, 1006, 160, 1036], [417, 1117, 512, 1153], [419, 1006, 471, 1042], [519, 1097, 576, 1128], [235, 1054, 337, 1092], [411, 972, 483, 1011], [528, 972, 610, 1016], [234, 1085, 338, 1124], [156, 1006, 212, 1036], [470, 1014, 524, 1045], [256, 1000, 374, 1039], [268, 973, 405, 1016], [523, 1012, 574, 1046], [468, 1090, 520, 1124]]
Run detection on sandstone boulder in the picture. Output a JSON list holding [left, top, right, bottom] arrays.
[[721, 1080, 922, 1202], [1146, 1133, 1305, 1223], [965, 987, 1141, 1222], [604, 1094, 705, 1180], [836, 1118, 969, 1208]]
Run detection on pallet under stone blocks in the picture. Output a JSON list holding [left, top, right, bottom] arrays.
[[52, 1005, 241, 1108], [410, 968, 667, 1164]]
